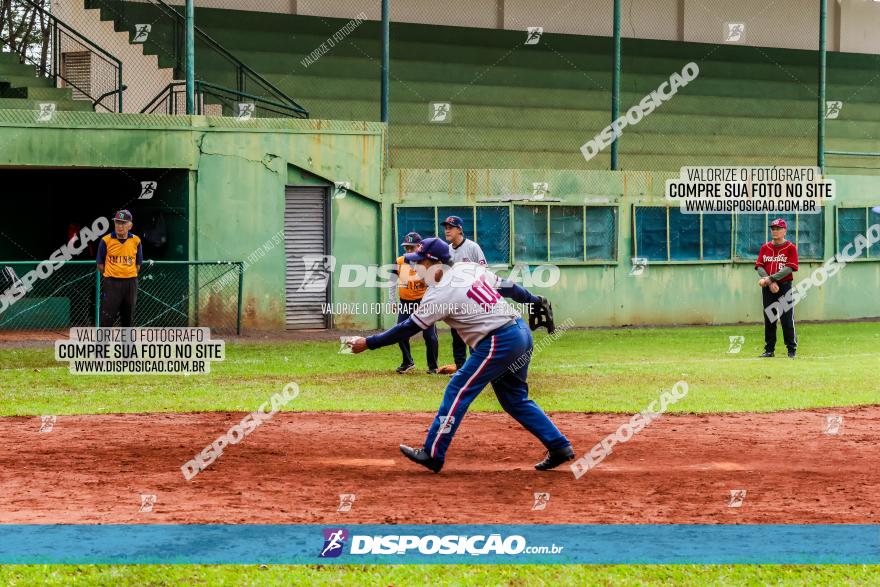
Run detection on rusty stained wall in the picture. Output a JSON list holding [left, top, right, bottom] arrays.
[[192, 118, 385, 330]]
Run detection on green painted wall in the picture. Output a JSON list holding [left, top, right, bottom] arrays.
[[0, 111, 385, 330], [189, 119, 384, 329], [384, 168, 880, 328], [1, 110, 878, 330]]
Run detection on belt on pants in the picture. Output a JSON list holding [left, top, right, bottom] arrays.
[[480, 318, 518, 343]]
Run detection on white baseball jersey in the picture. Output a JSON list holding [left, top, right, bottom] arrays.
[[411, 262, 520, 348], [450, 238, 486, 265]]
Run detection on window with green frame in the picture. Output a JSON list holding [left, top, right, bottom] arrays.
[[734, 213, 824, 260], [837, 207, 880, 259], [633, 207, 732, 261], [514, 205, 617, 263], [394, 205, 511, 264]]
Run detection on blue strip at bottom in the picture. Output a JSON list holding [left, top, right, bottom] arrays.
[[0, 525, 877, 564]]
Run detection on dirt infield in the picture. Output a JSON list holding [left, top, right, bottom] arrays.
[[1, 408, 877, 525]]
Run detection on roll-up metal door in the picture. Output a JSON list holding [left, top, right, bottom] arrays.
[[284, 187, 330, 329]]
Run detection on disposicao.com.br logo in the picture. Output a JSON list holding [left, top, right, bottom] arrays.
[[319, 528, 349, 558], [318, 528, 563, 557]]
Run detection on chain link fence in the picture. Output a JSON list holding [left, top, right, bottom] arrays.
[[620, 0, 821, 172], [0, 260, 243, 333], [6, 1, 875, 170], [74, 0, 307, 115], [117, 0, 877, 175], [0, 262, 96, 329]]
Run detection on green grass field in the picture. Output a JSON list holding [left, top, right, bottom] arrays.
[[1, 563, 879, 586], [1, 322, 878, 585], [1, 322, 878, 416]]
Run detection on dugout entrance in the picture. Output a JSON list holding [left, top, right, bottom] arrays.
[[283, 186, 330, 330], [0, 168, 189, 262], [0, 168, 195, 331]]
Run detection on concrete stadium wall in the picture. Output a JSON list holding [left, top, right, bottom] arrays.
[[1, 110, 878, 330], [148, 0, 878, 54], [0, 111, 384, 330], [384, 168, 880, 328]]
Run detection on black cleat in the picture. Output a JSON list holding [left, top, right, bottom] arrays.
[[426, 368, 438, 374], [788, 351, 797, 359], [535, 445, 575, 471], [399, 444, 443, 473], [396, 363, 415, 374], [759, 351, 774, 358]]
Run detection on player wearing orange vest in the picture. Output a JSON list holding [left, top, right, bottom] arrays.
[[96, 209, 142, 327], [392, 232, 439, 374]]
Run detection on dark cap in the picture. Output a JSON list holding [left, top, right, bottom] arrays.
[[769, 218, 787, 229], [400, 231, 422, 247], [113, 209, 133, 223], [404, 237, 451, 264], [440, 215, 463, 229]]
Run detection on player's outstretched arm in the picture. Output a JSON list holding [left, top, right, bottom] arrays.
[[497, 279, 541, 305], [494, 277, 555, 334], [349, 318, 424, 353]]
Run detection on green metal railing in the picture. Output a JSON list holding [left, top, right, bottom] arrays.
[[87, 0, 306, 116], [0, 260, 244, 334], [141, 80, 308, 118]]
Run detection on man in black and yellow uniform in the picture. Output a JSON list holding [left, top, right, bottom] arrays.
[[393, 232, 439, 374], [97, 209, 142, 327]]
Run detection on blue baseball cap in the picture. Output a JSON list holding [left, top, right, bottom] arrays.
[[440, 215, 463, 229], [400, 231, 422, 247], [404, 237, 451, 264]]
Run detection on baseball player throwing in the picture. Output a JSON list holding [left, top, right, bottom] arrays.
[[348, 237, 574, 473]]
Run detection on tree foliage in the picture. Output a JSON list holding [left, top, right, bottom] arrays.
[[0, 0, 52, 73]]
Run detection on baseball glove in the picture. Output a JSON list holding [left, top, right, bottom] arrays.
[[437, 364, 458, 374], [528, 296, 556, 334]]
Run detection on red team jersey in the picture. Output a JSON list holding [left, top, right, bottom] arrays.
[[755, 240, 799, 282]]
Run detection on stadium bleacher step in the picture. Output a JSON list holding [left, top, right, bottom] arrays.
[[0, 52, 41, 70], [76, 3, 880, 169], [0, 96, 94, 111], [0, 58, 47, 77], [0, 86, 76, 101], [0, 52, 95, 112], [0, 74, 53, 89], [84, 0, 180, 71]]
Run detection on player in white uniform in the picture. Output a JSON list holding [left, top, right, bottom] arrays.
[[440, 214, 555, 370], [349, 237, 574, 473], [442, 215, 487, 369]]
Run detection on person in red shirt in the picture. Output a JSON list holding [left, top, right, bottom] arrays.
[[755, 218, 799, 358]]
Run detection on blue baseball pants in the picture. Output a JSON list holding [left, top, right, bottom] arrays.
[[423, 318, 570, 461]]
